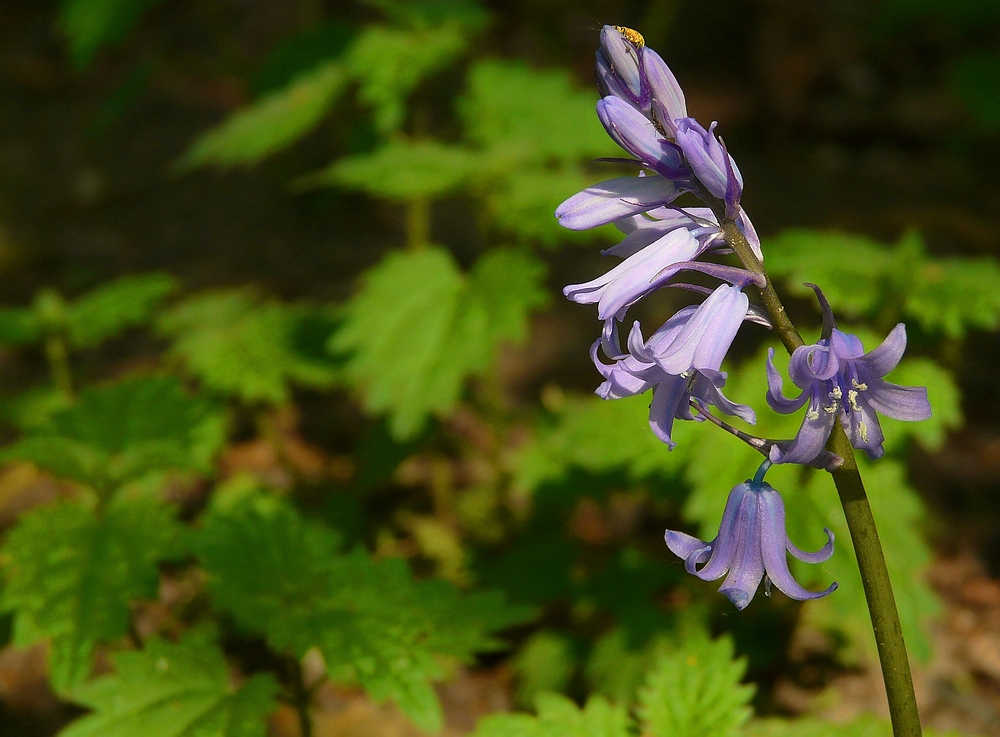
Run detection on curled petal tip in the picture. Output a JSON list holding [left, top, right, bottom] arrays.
[[721, 588, 750, 611]]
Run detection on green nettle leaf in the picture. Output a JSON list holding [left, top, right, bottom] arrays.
[[471, 692, 631, 737], [158, 291, 338, 404], [177, 63, 346, 170], [346, 24, 470, 134], [457, 60, 617, 246], [332, 247, 546, 439], [765, 229, 1000, 337], [468, 248, 549, 342], [59, 628, 278, 737], [512, 393, 680, 494], [459, 61, 612, 165], [194, 494, 534, 732], [303, 139, 475, 200], [0, 376, 225, 487], [57, 0, 164, 67], [0, 497, 183, 692], [65, 273, 178, 348], [637, 635, 754, 737], [763, 230, 894, 317]]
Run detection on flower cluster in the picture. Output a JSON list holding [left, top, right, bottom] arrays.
[[557, 25, 764, 448], [557, 27, 931, 610]]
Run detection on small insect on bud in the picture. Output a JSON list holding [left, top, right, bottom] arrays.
[[613, 26, 645, 47]]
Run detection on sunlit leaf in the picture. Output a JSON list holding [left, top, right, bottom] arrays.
[[177, 63, 346, 170], [66, 273, 178, 348], [459, 61, 611, 164], [1, 498, 183, 692], [637, 635, 754, 737], [303, 139, 475, 200], [59, 628, 278, 737], [158, 291, 338, 404], [194, 493, 534, 731], [0, 376, 225, 486], [332, 247, 546, 438], [470, 692, 630, 737], [346, 25, 470, 134]]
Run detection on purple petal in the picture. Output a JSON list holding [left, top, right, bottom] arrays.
[[769, 391, 837, 466], [863, 379, 932, 422], [694, 369, 757, 425], [759, 487, 838, 601], [786, 528, 835, 564], [788, 343, 840, 385], [599, 26, 643, 102], [648, 373, 690, 447], [688, 483, 750, 582], [653, 285, 749, 374], [765, 348, 810, 414], [555, 176, 680, 231], [858, 323, 908, 378], [737, 210, 763, 262], [657, 260, 765, 290], [643, 48, 687, 129], [717, 488, 764, 610], [840, 395, 886, 461], [636, 306, 698, 361], [597, 97, 671, 166], [831, 329, 865, 360], [563, 228, 700, 320], [664, 529, 710, 559]]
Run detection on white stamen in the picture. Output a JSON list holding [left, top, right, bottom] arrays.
[[806, 409, 820, 421], [852, 379, 868, 391], [858, 421, 869, 443], [830, 386, 842, 400], [823, 405, 837, 414]]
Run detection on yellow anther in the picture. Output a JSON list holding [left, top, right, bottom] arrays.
[[823, 405, 837, 414], [848, 389, 861, 412], [851, 379, 868, 391], [806, 409, 820, 421], [858, 421, 869, 443], [614, 26, 645, 47], [830, 386, 842, 400]]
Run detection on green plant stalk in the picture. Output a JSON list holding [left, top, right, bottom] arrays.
[[44, 333, 74, 397], [718, 217, 921, 736], [406, 197, 431, 250]]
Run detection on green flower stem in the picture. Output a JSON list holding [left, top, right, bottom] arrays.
[[406, 197, 431, 250], [719, 217, 922, 737], [44, 333, 74, 398]]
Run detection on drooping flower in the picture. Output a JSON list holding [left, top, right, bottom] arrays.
[[592, 285, 756, 447], [665, 476, 838, 610]]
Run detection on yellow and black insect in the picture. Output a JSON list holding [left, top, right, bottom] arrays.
[[613, 26, 645, 48]]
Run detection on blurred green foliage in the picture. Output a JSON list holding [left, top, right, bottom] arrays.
[[0, 0, 995, 736]]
